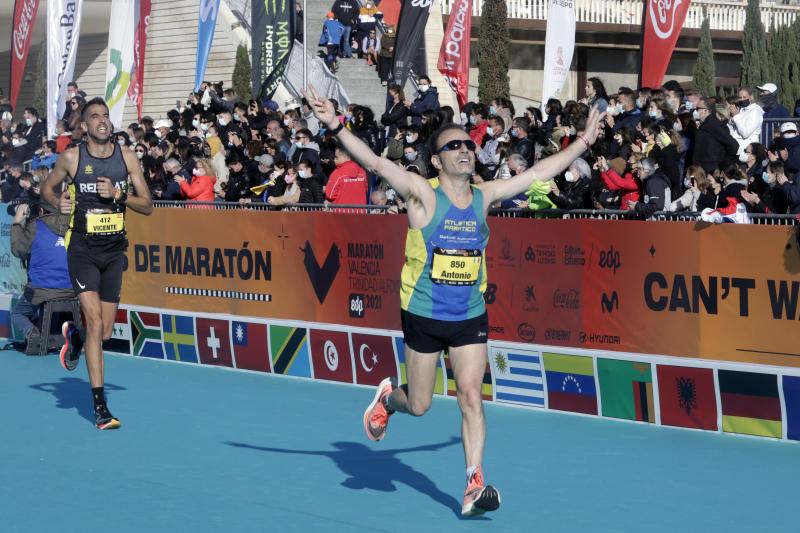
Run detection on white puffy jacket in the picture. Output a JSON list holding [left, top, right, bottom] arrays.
[[730, 103, 764, 154]]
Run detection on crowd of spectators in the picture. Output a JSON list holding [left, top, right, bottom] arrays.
[[2, 74, 800, 219]]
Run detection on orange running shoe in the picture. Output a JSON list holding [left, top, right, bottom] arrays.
[[461, 466, 501, 516], [363, 377, 395, 441]]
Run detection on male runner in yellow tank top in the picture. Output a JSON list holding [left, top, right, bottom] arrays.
[[306, 86, 603, 516], [41, 98, 153, 429]]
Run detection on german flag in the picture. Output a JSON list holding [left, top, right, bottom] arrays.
[[444, 350, 493, 401], [719, 370, 782, 439]]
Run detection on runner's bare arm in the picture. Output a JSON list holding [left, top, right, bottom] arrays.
[[41, 148, 78, 212], [121, 147, 153, 215], [303, 85, 435, 211], [479, 106, 604, 206]]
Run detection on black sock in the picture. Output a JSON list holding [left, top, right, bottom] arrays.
[[92, 387, 106, 413]]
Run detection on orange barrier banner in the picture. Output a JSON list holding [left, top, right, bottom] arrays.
[[123, 211, 800, 368]]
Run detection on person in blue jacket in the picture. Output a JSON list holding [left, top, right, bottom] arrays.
[[408, 76, 440, 126], [321, 12, 345, 72]]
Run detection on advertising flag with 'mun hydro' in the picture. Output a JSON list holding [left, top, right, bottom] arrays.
[[252, 0, 296, 101], [47, 0, 83, 139]]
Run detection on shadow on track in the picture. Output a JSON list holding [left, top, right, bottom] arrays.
[[30, 377, 126, 423]]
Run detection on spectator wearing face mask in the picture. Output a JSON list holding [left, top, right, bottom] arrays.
[[159, 158, 185, 200], [741, 160, 791, 214], [548, 157, 593, 209], [468, 104, 489, 148], [268, 166, 302, 207], [289, 128, 323, 175], [772, 122, 800, 177], [327, 147, 367, 205], [598, 154, 642, 210], [177, 158, 217, 204], [381, 85, 409, 139], [629, 157, 672, 217], [495, 154, 531, 209], [729, 88, 764, 156], [756, 83, 790, 139], [402, 144, 428, 178], [670, 166, 708, 212], [477, 116, 505, 175], [407, 76, 440, 126], [225, 152, 259, 202], [693, 97, 739, 174], [378, 26, 396, 85], [741, 142, 768, 181], [509, 117, 535, 167], [296, 159, 326, 204]]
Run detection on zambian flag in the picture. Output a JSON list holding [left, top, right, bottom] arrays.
[[598, 359, 654, 423]]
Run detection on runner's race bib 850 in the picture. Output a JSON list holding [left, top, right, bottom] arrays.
[[430, 247, 482, 285], [86, 210, 125, 234]]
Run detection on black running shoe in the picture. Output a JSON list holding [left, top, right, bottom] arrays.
[[95, 405, 121, 430], [59, 321, 83, 371]]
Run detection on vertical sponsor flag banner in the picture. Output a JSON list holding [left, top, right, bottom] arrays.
[[231, 321, 270, 372], [395, 337, 445, 395], [131, 310, 164, 359], [656, 365, 717, 431], [251, 0, 295, 100], [194, 0, 221, 91], [391, 0, 432, 88], [444, 350, 493, 401], [541, 0, 575, 109], [598, 359, 655, 423], [196, 317, 233, 367], [104, 0, 136, 130], [781, 376, 800, 441], [106, 308, 131, 354], [437, 0, 471, 108], [269, 325, 311, 377], [719, 370, 782, 438], [161, 313, 199, 363], [10, 0, 41, 111], [309, 329, 353, 383], [640, 0, 691, 87], [47, 0, 83, 138], [128, 0, 151, 120], [489, 346, 545, 407], [351, 333, 397, 386], [543, 353, 598, 415]]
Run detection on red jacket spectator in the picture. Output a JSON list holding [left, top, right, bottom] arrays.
[[326, 151, 367, 205], [600, 168, 641, 209], [469, 124, 486, 149], [179, 160, 217, 204]]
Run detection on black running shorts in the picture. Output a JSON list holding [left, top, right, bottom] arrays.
[[400, 309, 489, 354], [67, 232, 127, 303]]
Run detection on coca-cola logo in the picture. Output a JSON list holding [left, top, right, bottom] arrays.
[[553, 288, 581, 310], [13, 0, 38, 61], [649, 0, 683, 40]]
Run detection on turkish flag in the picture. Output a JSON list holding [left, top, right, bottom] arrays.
[[351, 333, 398, 386], [196, 317, 233, 367], [309, 329, 353, 383], [641, 0, 691, 88]]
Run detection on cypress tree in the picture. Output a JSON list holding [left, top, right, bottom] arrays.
[[784, 20, 800, 111], [232, 44, 252, 102], [741, 0, 772, 90], [692, 9, 715, 96], [32, 43, 47, 117], [477, 0, 510, 102]]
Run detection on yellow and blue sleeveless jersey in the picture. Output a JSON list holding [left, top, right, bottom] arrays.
[[400, 184, 489, 321]]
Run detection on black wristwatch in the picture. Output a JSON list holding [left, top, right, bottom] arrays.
[[329, 122, 344, 135]]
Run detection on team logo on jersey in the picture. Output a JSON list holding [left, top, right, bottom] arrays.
[[84, 164, 94, 174]]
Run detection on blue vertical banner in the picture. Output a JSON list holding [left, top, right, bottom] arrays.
[[195, 0, 221, 91]]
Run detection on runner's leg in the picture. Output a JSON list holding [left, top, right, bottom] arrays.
[[78, 291, 105, 388], [386, 345, 439, 416], [100, 301, 119, 341], [448, 343, 487, 468]]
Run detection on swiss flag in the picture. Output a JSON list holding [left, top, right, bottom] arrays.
[[309, 329, 353, 383], [196, 317, 233, 367], [351, 333, 398, 386]]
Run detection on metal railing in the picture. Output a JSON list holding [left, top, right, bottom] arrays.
[[440, 0, 800, 31], [153, 202, 800, 224]]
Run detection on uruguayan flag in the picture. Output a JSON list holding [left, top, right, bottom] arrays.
[[490, 347, 545, 407]]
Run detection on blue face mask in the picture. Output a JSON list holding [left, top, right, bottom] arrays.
[[404, 152, 417, 161], [762, 171, 771, 184], [648, 111, 659, 119], [684, 101, 694, 111], [489, 105, 497, 115], [510, 129, 519, 138], [469, 115, 476, 125]]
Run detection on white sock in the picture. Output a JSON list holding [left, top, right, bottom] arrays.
[[466, 465, 478, 480]]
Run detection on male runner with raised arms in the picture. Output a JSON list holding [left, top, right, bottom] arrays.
[[305, 87, 603, 516], [41, 97, 153, 430]]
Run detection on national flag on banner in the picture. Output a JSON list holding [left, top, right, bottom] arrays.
[[351, 333, 397, 386], [719, 370, 781, 439], [543, 353, 597, 415], [598, 359, 655, 423], [444, 351, 493, 401], [161, 314, 198, 363], [231, 321, 270, 373], [130, 310, 164, 359], [309, 329, 353, 383], [394, 337, 444, 395], [782, 376, 800, 441], [196, 317, 233, 367], [489, 347, 544, 407], [656, 365, 717, 431], [269, 325, 311, 377], [105, 308, 131, 355]]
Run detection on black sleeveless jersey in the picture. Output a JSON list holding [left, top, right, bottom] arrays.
[[67, 143, 130, 244]]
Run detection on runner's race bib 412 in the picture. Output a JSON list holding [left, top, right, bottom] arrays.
[[430, 247, 482, 285], [86, 211, 125, 234]]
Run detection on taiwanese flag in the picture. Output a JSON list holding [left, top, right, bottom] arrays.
[[231, 321, 270, 372], [782, 376, 800, 441], [351, 333, 398, 386], [195, 317, 233, 367], [444, 350, 493, 401], [543, 353, 597, 415], [719, 370, 782, 439], [598, 359, 654, 423], [309, 329, 353, 383], [656, 365, 717, 431]]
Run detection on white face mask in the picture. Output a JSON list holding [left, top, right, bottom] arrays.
[[219, 117, 229, 127], [564, 170, 577, 182], [12, 139, 21, 147], [68, 91, 76, 99], [486, 125, 495, 137], [200, 123, 209, 132], [692, 110, 701, 121], [25, 118, 33, 126], [155, 130, 163, 139], [296, 141, 304, 149], [117, 139, 126, 146], [233, 114, 241, 122], [136, 151, 144, 160], [405, 134, 414, 144], [192, 118, 200, 128], [418, 85, 429, 93], [739, 152, 750, 163], [460, 112, 468, 125], [298, 170, 307, 178], [673, 121, 683, 132]]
